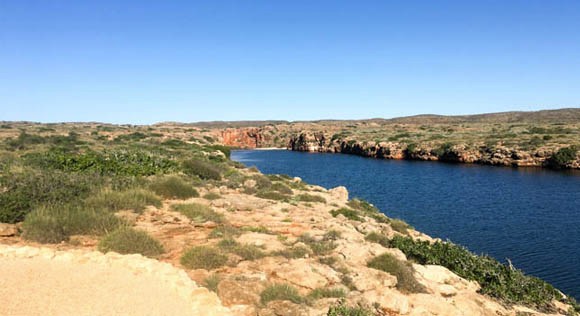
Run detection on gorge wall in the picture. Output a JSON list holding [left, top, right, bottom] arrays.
[[287, 132, 580, 169]]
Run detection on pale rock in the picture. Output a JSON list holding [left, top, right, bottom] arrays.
[[329, 186, 349, 201], [0, 223, 17, 237]]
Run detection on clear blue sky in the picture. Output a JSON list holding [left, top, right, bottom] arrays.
[[1, 1, 579, 124]]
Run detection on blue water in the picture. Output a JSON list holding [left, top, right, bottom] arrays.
[[232, 149, 580, 299]]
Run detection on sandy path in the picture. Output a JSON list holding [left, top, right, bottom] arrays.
[[0, 246, 231, 316]]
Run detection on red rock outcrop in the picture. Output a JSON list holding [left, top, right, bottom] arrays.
[[220, 128, 266, 148]]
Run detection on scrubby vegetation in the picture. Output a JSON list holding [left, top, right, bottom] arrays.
[[367, 252, 427, 293], [85, 188, 162, 213], [22, 204, 124, 243], [391, 236, 566, 311], [98, 227, 164, 258], [180, 245, 228, 270], [149, 176, 199, 199], [171, 203, 224, 223], [327, 300, 374, 316], [260, 284, 304, 305]]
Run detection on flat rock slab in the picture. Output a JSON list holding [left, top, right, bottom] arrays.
[[0, 245, 231, 316]]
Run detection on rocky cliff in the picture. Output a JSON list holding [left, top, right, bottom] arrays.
[[287, 132, 580, 169]]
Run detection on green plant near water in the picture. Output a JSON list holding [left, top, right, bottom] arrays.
[[390, 236, 564, 311], [98, 227, 164, 258], [365, 232, 391, 247], [367, 252, 427, 294], [330, 208, 362, 221]]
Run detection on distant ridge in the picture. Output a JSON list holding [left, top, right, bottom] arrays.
[[160, 108, 580, 128]]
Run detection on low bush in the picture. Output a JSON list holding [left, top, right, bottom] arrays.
[[270, 182, 293, 195], [367, 253, 427, 293], [22, 204, 124, 243], [98, 227, 164, 258], [171, 203, 224, 223], [218, 238, 266, 260], [390, 219, 411, 234], [180, 246, 228, 270], [347, 198, 389, 223], [546, 146, 578, 169], [149, 176, 199, 199], [308, 287, 346, 300], [365, 232, 391, 247], [390, 236, 563, 311], [296, 193, 326, 203], [0, 170, 99, 223], [330, 208, 362, 221], [203, 274, 221, 293], [182, 159, 221, 180], [24, 149, 177, 176], [260, 284, 303, 305], [85, 188, 162, 213], [202, 192, 221, 200], [327, 301, 374, 316], [256, 190, 288, 201]]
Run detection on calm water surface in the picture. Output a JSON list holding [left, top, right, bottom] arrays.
[[232, 149, 580, 299]]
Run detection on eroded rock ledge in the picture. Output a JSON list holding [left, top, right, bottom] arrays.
[[288, 132, 580, 169]]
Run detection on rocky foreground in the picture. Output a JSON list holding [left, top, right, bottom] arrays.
[[0, 168, 576, 315]]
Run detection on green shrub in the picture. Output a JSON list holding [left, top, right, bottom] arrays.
[[368, 253, 427, 294], [327, 301, 373, 316], [180, 246, 228, 270], [546, 146, 578, 169], [217, 238, 266, 260], [85, 188, 162, 213], [182, 159, 221, 180], [390, 219, 411, 234], [347, 198, 389, 223], [308, 287, 346, 300], [149, 176, 199, 199], [252, 174, 272, 189], [260, 284, 303, 304], [22, 205, 124, 243], [256, 190, 288, 201], [390, 236, 563, 311], [330, 208, 362, 221], [203, 274, 221, 293], [296, 194, 326, 203], [24, 149, 177, 176], [0, 170, 99, 223], [171, 203, 224, 223], [203, 192, 221, 200], [365, 232, 391, 247], [270, 182, 293, 195], [98, 227, 164, 257]]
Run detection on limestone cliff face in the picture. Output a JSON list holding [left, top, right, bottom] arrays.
[[220, 128, 267, 148], [287, 132, 580, 169]]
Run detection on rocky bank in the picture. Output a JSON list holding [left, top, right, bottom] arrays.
[[1, 167, 576, 315]]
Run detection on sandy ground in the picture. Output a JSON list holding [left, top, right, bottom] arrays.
[[0, 247, 230, 316]]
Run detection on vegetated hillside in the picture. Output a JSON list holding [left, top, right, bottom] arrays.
[[209, 108, 580, 169], [0, 122, 578, 315]]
